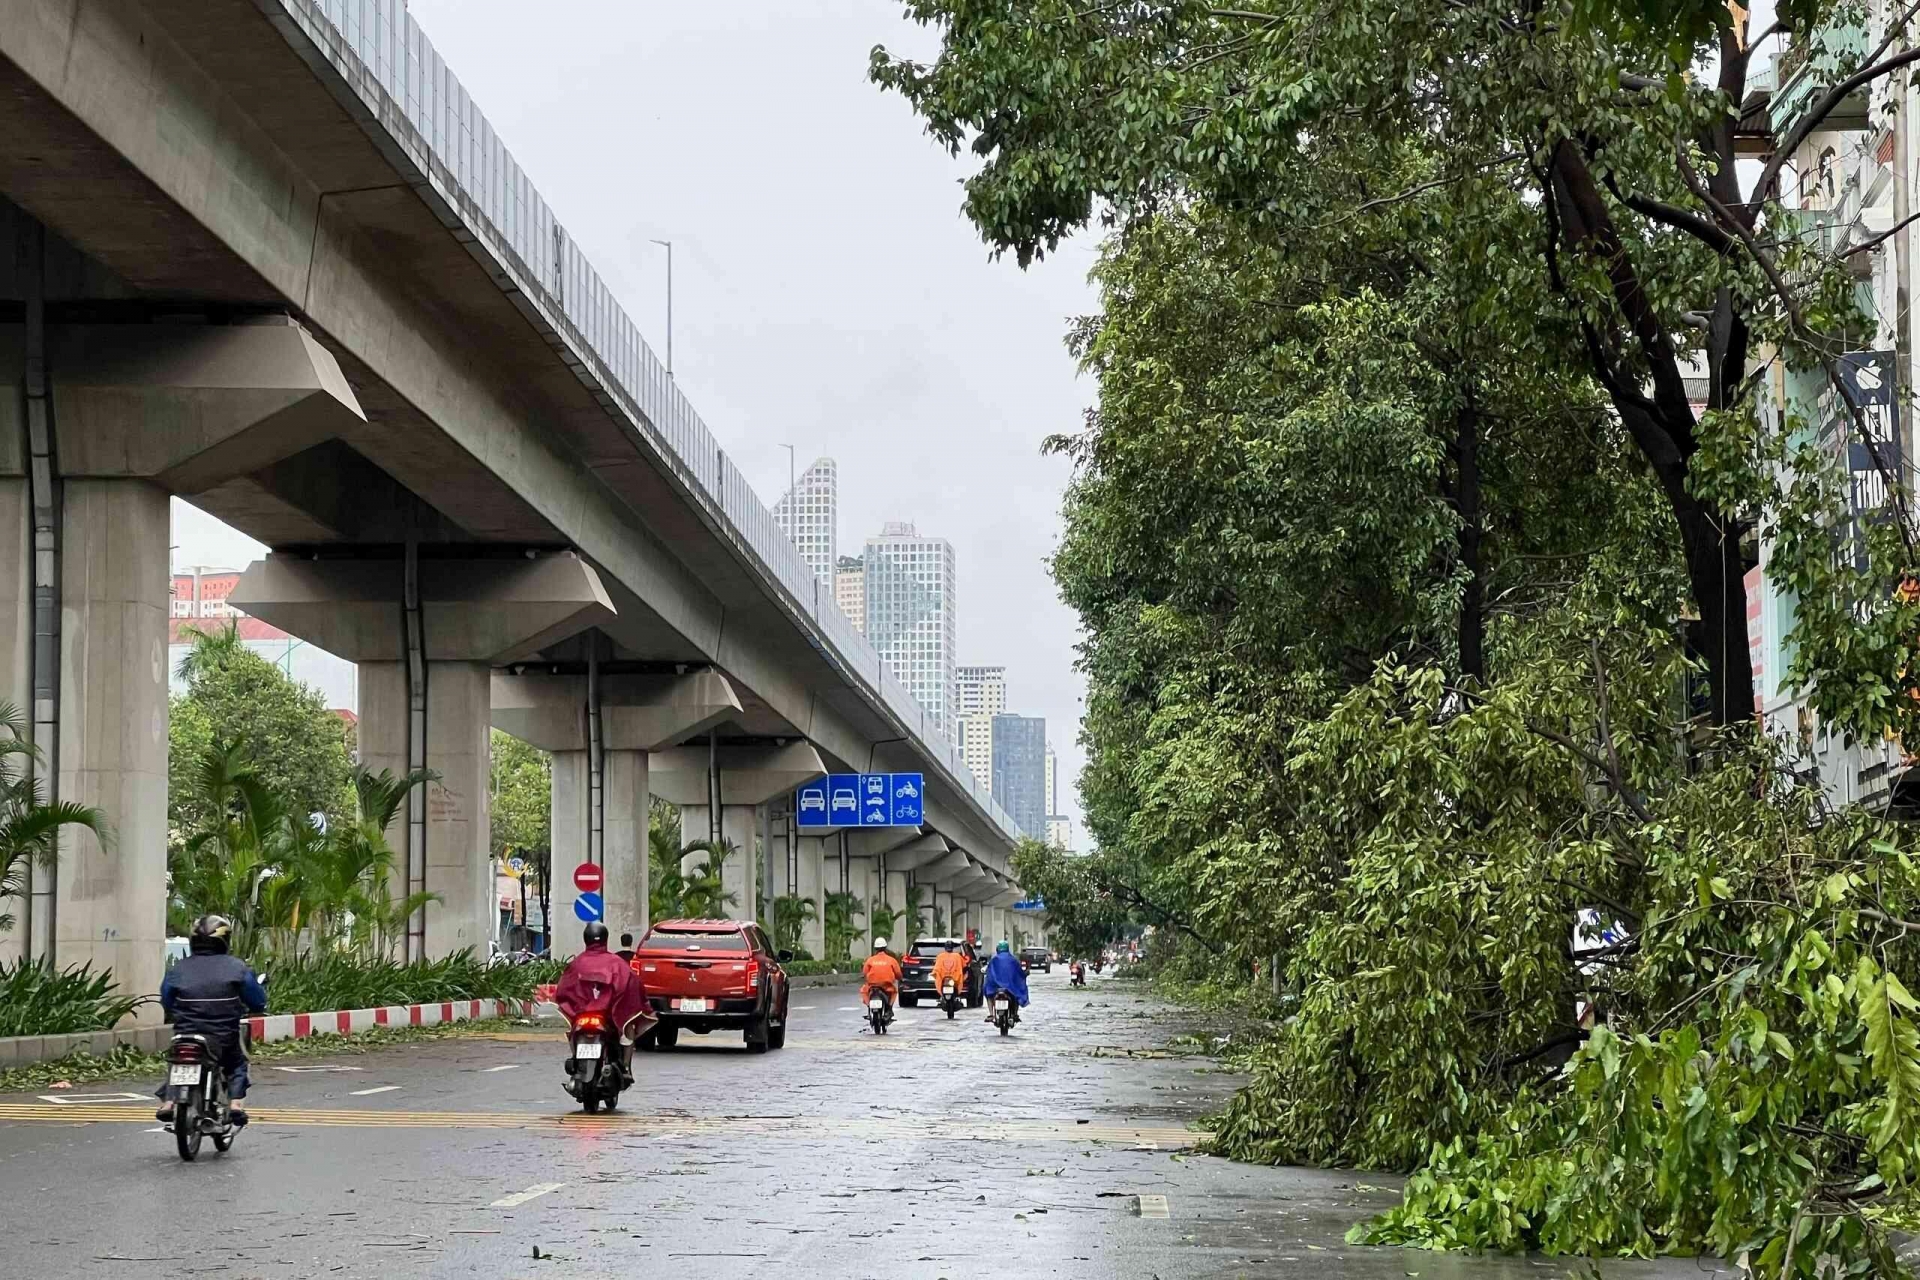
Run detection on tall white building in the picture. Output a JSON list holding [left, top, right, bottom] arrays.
[[1044, 743, 1058, 814], [864, 522, 957, 734], [772, 457, 837, 590], [958, 714, 994, 791], [834, 554, 865, 632], [956, 665, 1008, 717], [1046, 815, 1073, 850]]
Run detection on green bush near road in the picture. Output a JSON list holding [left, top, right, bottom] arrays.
[[0, 1018, 527, 1095], [0, 958, 147, 1038], [262, 949, 545, 1014], [782, 959, 861, 977]]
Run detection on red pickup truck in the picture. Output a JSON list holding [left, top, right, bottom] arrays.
[[630, 918, 791, 1053]]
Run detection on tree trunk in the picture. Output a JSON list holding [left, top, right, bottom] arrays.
[[1454, 399, 1485, 684], [1676, 493, 1755, 727]]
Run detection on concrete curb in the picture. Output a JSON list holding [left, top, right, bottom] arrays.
[[245, 998, 535, 1044], [0, 999, 538, 1070]]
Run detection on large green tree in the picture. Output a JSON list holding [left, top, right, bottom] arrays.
[[873, 4, 1920, 1273], [169, 624, 353, 843], [488, 730, 550, 863], [875, 0, 1918, 734]]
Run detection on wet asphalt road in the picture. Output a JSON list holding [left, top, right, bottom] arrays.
[[0, 969, 1730, 1279]]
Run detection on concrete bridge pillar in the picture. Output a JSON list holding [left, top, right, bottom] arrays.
[[232, 553, 612, 960], [358, 660, 491, 958], [1, 311, 368, 1004], [651, 742, 825, 932], [492, 669, 739, 955], [792, 834, 831, 959]]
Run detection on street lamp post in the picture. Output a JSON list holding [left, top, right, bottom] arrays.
[[650, 238, 673, 378]]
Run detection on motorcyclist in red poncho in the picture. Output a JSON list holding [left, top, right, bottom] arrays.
[[554, 922, 654, 1084]]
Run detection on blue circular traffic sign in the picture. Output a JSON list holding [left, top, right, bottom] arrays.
[[573, 891, 604, 922]]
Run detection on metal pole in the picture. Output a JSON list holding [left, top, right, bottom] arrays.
[[651, 239, 673, 378], [707, 729, 721, 844], [402, 534, 428, 963], [21, 217, 59, 963], [588, 639, 604, 869]]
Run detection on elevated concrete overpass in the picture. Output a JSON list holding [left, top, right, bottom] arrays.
[[0, 0, 1031, 994]]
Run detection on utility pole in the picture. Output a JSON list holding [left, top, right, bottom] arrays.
[[651, 239, 674, 378]]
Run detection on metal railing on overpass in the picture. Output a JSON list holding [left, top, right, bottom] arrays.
[[266, 0, 1025, 849]]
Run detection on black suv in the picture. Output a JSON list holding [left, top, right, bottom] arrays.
[[1019, 945, 1052, 974], [900, 937, 983, 1008]]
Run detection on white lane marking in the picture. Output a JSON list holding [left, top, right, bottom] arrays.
[[144, 1127, 166, 1133], [271, 1065, 363, 1073], [482, 1064, 521, 1073], [490, 1182, 566, 1209], [349, 1085, 401, 1096], [1134, 1194, 1171, 1219], [791, 1006, 815, 1011], [37, 1092, 148, 1106]]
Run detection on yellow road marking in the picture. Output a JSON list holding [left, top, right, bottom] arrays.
[[0, 1103, 1195, 1145]]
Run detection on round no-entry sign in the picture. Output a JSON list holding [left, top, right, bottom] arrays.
[[573, 862, 602, 893]]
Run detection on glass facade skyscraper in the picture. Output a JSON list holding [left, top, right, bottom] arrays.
[[991, 714, 1048, 838], [864, 522, 957, 734], [772, 457, 837, 591]]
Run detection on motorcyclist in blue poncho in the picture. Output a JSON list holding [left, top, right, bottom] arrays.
[[981, 940, 1030, 1024]]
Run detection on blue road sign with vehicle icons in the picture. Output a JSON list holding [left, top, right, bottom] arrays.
[[795, 773, 925, 829]]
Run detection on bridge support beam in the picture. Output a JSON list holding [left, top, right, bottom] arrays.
[[233, 554, 611, 959], [652, 742, 826, 932], [0, 309, 368, 1004], [493, 669, 740, 954]]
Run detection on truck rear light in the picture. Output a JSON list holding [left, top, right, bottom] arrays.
[[744, 959, 761, 989]]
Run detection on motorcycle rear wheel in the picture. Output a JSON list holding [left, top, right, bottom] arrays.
[[175, 1096, 203, 1162]]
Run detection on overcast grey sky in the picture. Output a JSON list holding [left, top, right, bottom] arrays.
[[174, 0, 1097, 837]]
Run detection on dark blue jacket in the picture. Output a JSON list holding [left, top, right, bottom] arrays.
[[161, 952, 267, 1041], [982, 951, 1030, 1006]]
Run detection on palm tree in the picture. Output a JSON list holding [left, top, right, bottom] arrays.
[[904, 884, 933, 939], [174, 619, 247, 682], [823, 890, 865, 962], [168, 741, 436, 960], [0, 701, 105, 935], [772, 894, 817, 956], [676, 839, 739, 919]]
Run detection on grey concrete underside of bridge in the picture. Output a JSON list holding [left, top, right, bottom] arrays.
[[0, 0, 1018, 983]]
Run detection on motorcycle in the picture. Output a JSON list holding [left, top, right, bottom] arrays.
[[1070, 962, 1086, 988], [867, 990, 894, 1035], [162, 971, 266, 1162], [940, 978, 964, 1020], [562, 1011, 629, 1113], [163, 1032, 238, 1161], [991, 992, 1019, 1036]]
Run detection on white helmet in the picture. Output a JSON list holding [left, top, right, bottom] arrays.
[[873, 936, 889, 950]]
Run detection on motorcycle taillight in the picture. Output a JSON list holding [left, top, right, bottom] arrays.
[[168, 1041, 201, 1063], [574, 1013, 604, 1032]]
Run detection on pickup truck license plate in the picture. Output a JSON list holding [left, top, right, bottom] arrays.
[[168, 1064, 201, 1087], [573, 1041, 603, 1059], [677, 997, 709, 1012]]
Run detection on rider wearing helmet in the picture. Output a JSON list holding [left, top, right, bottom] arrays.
[[981, 939, 1031, 1024], [154, 915, 268, 1125], [930, 939, 970, 1003], [860, 936, 904, 1020], [554, 921, 651, 1081]]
